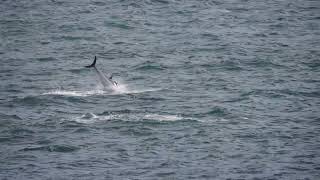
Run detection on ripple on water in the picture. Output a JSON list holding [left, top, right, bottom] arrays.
[[132, 61, 167, 71], [0, 113, 22, 122], [1, 0, 319, 179], [21, 145, 79, 153], [104, 20, 134, 30], [36, 57, 57, 62]]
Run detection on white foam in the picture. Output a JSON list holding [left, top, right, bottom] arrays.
[[42, 89, 106, 97], [143, 114, 183, 121], [71, 112, 186, 124], [110, 83, 162, 95], [73, 113, 119, 124], [43, 82, 162, 97], [111, 84, 129, 94]]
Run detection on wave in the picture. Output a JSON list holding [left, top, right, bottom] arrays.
[[71, 112, 189, 124]]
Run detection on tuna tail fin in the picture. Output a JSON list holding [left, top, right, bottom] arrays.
[[85, 56, 97, 68]]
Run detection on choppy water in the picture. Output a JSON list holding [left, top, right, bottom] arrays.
[[1, 0, 319, 179]]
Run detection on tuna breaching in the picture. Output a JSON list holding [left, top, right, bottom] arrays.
[[85, 56, 118, 90]]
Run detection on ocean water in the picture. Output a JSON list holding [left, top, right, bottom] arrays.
[[0, 0, 319, 179]]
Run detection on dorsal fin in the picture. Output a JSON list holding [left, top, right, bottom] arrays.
[[85, 56, 97, 68]]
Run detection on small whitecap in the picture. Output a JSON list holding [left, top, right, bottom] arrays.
[[143, 114, 184, 121], [72, 113, 119, 124], [70, 112, 193, 124], [73, 113, 99, 123]]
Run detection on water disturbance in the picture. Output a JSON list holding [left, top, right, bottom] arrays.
[[1, 0, 319, 179]]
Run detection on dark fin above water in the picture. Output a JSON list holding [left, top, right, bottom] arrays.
[[85, 56, 97, 68]]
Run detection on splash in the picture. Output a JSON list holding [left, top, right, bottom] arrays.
[[107, 78, 162, 94], [43, 80, 163, 97], [42, 89, 106, 97], [110, 84, 129, 94], [111, 83, 162, 95], [43, 87, 161, 97]]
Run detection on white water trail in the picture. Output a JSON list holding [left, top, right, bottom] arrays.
[[42, 89, 106, 97], [43, 78, 163, 97]]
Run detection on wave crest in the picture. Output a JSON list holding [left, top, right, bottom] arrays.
[[71, 112, 189, 124]]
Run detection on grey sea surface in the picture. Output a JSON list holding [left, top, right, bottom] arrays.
[[1, 0, 319, 179]]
